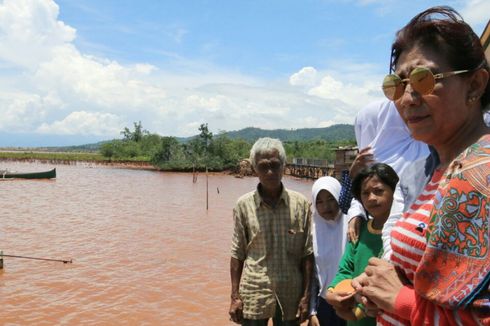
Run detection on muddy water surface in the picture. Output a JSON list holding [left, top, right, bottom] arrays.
[[0, 162, 314, 325]]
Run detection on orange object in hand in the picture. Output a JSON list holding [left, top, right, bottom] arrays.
[[333, 279, 355, 294], [333, 279, 366, 320]]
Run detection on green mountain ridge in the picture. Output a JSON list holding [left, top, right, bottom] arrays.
[[221, 124, 354, 142]]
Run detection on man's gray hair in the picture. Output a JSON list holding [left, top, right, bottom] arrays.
[[249, 137, 287, 169]]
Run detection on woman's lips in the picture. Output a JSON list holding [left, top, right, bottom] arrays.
[[407, 115, 429, 124]]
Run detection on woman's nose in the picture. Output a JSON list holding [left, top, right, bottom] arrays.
[[399, 83, 422, 108]]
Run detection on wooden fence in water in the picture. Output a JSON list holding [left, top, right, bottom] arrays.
[[285, 158, 334, 179], [238, 147, 358, 180]]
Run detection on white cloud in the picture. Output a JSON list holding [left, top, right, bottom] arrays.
[[37, 111, 123, 136], [0, 0, 170, 138], [32, 46, 168, 110], [0, 0, 385, 144], [168, 26, 188, 44], [289, 67, 318, 87], [288, 63, 383, 111], [308, 74, 380, 108], [0, 91, 64, 131], [309, 75, 343, 98], [460, 0, 490, 27], [184, 94, 232, 113], [0, 94, 41, 130], [345, 0, 490, 25], [150, 83, 358, 136], [133, 63, 158, 75], [0, 0, 75, 69]]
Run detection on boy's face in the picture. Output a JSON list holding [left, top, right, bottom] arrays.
[[360, 175, 393, 220], [315, 190, 340, 221]]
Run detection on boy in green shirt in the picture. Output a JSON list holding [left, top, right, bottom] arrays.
[[326, 163, 398, 326]]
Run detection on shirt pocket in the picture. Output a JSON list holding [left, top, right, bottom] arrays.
[[287, 229, 305, 257]]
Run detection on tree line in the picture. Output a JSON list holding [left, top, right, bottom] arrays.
[[99, 122, 356, 171]]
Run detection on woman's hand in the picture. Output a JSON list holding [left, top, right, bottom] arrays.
[[352, 287, 380, 318], [348, 216, 362, 243], [352, 257, 405, 313], [349, 147, 374, 179]]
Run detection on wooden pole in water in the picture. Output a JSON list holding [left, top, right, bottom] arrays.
[[192, 164, 197, 183], [206, 165, 209, 210], [0, 250, 3, 269], [0, 253, 72, 264]]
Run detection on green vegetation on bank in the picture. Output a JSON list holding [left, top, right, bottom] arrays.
[[99, 122, 251, 171], [99, 122, 355, 171], [0, 151, 108, 162]]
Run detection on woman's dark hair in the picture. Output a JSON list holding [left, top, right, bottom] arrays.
[[390, 6, 490, 108], [352, 163, 399, 201]]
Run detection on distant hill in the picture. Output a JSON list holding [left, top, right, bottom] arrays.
[[221, 124, 355, 142], [38, 141, 111, 152]]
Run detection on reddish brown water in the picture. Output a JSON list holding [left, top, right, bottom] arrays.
[[0, 162, 314, 325]]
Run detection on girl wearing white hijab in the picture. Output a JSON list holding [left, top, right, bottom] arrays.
[[309, 177, 348, 326], [347, 99, 430, 259]]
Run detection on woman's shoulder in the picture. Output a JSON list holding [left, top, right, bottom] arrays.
[[443, 135, 490, 196], [466, 133, 490, 156], [453, 134, 490, 171]]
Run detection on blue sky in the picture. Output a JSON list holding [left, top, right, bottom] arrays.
[[0, 0, 488, 146]]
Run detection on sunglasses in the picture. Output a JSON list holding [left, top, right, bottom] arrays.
[[382, 66, 470, 101]]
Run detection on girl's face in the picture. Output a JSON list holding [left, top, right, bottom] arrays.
[[315, 190, 340, 221], [360, 175, 394, 220]]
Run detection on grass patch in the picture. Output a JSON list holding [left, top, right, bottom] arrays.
[[0, 151, 150, 162]]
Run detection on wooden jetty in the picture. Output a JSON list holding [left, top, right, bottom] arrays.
[[236, 146, 358, 181], [286, 158, 333, 179], [286, 147, 357, 180], [333, 147, 358, 180]]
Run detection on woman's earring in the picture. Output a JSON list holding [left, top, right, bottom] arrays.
[[468, 95, 478, 103]]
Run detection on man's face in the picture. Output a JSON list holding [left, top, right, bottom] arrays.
[[255, 150, 284, 192]]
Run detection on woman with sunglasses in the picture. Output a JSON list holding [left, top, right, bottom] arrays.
[[351, 6, 490, 326]]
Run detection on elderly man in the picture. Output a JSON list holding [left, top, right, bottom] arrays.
[[229, 137, 314, 326]]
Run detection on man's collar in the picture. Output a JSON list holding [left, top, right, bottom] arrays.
[[253, 183, 288, 208]]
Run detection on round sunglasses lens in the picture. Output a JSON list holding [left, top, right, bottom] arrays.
[[410, 67, 435, 95], [382, 74, 403, 100]]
